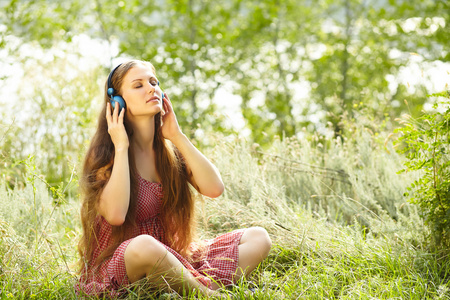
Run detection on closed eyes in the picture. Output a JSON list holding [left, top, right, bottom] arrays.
[[133, 79, 159, 88]]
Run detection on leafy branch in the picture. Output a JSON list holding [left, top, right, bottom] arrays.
[[394, 91, 450, 248]]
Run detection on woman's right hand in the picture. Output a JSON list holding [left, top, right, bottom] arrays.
[[100, 102, 131, 226], [106, 102, 129, 151]]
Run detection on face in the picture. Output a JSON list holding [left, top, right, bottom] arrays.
[[120, 63, 164, 118]]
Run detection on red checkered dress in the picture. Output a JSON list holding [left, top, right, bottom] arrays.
[[76, 174, 244, 297]]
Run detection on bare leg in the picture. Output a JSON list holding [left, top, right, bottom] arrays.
[[124, 235, 216, 297], [233, 227, 272, 280]]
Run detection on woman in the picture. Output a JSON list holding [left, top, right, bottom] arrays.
[[76, 59, 272, 297]]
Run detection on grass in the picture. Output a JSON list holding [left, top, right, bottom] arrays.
[[1, 124, 450, 299]]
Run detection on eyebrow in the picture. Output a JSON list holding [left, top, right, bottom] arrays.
[[131, 76, 157, 83]]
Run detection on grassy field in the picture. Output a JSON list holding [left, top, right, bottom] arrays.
[[1, 125, 449, 299]]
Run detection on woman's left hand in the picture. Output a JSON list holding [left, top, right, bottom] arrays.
[[161, 93, 183, 141], [160, 93, 224, 198]]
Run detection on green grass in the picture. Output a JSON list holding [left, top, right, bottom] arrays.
[[1, 126, 450, 299]]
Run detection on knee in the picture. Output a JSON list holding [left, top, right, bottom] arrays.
[[125, 235, 168, 267], [244, 227, 272, 257]]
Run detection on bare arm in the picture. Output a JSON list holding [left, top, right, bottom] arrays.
[[161, 95, 224, 198], [97, 103, 130, 226], [171, 133, 224, 198]]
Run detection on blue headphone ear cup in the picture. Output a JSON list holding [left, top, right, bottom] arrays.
[[110, 95, 126, 113]]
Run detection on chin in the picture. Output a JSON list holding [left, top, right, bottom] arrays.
[[150, 107, 162, 116]]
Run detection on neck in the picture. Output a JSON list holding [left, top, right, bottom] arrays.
[[129, 116, 156, 152]]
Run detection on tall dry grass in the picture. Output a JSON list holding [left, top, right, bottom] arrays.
[[1, 123, 449, 299]]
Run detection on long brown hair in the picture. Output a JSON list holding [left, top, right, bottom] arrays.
[[78, 60, 196, 271]]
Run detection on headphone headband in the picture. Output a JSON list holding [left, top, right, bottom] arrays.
[[107, 63, 123, 96], [106, 63, 126, 113]]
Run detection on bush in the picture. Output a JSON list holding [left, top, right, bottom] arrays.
[[394, 91, 450, 248]]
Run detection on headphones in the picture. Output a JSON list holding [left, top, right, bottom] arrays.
[[107, 63, 165, 114], [107, 64, 126, 113]]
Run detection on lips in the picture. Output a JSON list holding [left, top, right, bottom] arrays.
[[146, 96, 160, 103]]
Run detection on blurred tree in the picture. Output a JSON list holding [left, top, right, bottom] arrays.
[[118, 0, 241, 135], [305, 0, 444, 134], [0, 0, 448, 166], [1, 0, 88, 47], [0, 44, 102, 187], [224, 0, 324, 144]]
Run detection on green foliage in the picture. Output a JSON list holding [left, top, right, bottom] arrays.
[[1, 0, 88, 48], [1, 133, 450, 299], [0, 43, 102, 189], [394, 91, 450, 248], [1, 0, 450, 296], [202, 123, 422, 247], [2, 0, 445, 145], [0, 158, 79, 299]]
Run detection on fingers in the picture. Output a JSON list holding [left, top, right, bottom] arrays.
[[162, 101, 170, 117], [106, 102, 112, 125], [106, 102, 125, 126], [163, 94, 172, 113], [164, 93, 171, 104], [113, 102, 119, 123], [118, 105, 125, 122], [105, 101, 129, 149], [162, 99, 168, 113]]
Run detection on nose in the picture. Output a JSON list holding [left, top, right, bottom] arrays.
[[146, 82, 155, 94]]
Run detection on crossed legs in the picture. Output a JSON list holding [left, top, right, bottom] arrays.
[[124, 235, 213, 296], [124, 227, 272, 296]]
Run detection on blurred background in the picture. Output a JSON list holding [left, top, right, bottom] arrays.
[[0, 0, 448, 187], [1, 2, 450, 298]]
